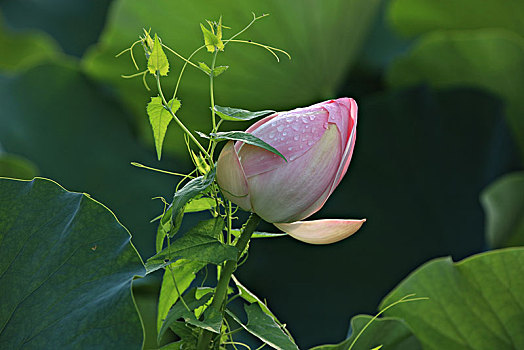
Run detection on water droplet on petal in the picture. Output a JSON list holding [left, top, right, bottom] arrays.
[[308, 140, 315, 146], [288, 147, 293, 151], [277, 125, 284, 132], [293, 135, 299, 141]]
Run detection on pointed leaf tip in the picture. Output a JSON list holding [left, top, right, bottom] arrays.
[[147, 33, 169, 76]]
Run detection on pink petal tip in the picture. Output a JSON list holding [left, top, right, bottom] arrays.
[[274, 218, 366, 245]]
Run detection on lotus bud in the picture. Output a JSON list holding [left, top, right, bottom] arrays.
[[216, 98, 365, 244]]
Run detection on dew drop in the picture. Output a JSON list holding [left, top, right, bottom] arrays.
[[293, 135, 299, 141], [286, 116, 294, 122], [309, 115, 315, 121], [305, 125, 310, 129], [288, 147, 293, 151], [277, 125, 284, 132], [283, 131, 288, 136], [308, 140, 315, 146]]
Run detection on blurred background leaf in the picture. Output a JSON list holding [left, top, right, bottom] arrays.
[[0, 0, 112, 57], [0, 13, 62, 73], [0, 152, 39, 179], [388, 0, 524, 37], [386, 0, 524, 158], [386, 29, 524, 156], [481, 172, 524, 248]]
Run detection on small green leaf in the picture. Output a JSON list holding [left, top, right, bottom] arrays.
[[198, 62, 228, 77], [231, 275, 291, 338], [214, 105, 275, 121], [211, 131, 287, 161], [200, 23, 223, 52], [185, 197, 216, 213], [227, 304, 299, 350], [147, 96, 180, 160], [155, 205, 173, 252], [147, 33, 169, 76], [168, 322, 197, 342], [158, 288, 211, 341], [158, 288, 222, 342], [171, 167, 216, 236], [157, 260, 205, 331], [232, 229, 287, 239], [481, 172, 524, 248], [198, 61, 212, 74], [212, 65, 229, 77], [145, 218, 236, 274]]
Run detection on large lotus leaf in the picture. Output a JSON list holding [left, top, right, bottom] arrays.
[[82, 0, 380, 156], [387, 29, 524, 156], [310, 315, 421, 350], [481, 172, 524, 248], [0, 63, 176, 257], [0, 12, 62, 73], [0, 177, 145, 349], [235, 87, 519, 348], [381, 248, 524, 350], [388, 0, 524, 37]]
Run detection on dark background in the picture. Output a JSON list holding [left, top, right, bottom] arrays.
[[0, 0, 522, 348]]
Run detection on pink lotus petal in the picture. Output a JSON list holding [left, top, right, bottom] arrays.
[[274, 218, 366, 245], [216, 141, 252, 211], [291, 98, 358, 218], [236, 112, 281, 152], [238, 107, 329, 177], [246, 124, 342, 223], [331, 98, 358, 189]]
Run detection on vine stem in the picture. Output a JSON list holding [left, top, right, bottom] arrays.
[[196, 213, 262, 350], [210, 49, 219, 131], [155, 72, 211, 161]]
